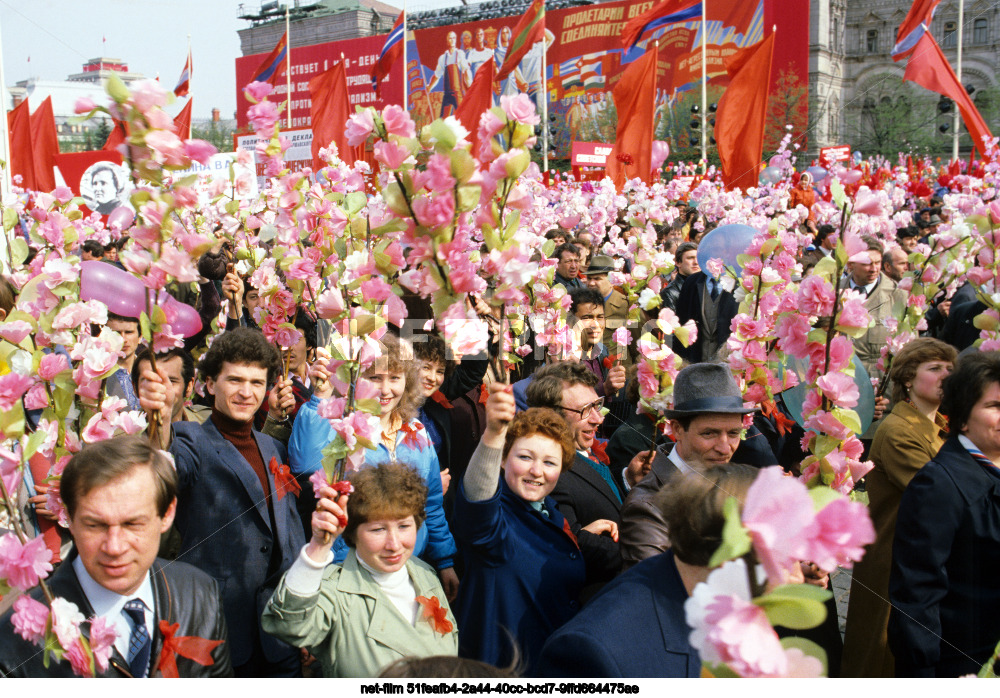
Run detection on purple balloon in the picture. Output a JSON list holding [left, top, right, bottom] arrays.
[[107, 206, 135, 230], [80, 260, 147, 318], [163, 295, 202, 338]]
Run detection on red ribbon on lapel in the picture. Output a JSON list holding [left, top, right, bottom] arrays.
[[561, 518, 579, 547], [400, 422, 430, 451], [155, 620, 224, 678], [760, 400, 795, 437], [431, 391, 453, 409], [415, 595, 454, 635], [590, 439, 610, 465], [478, 384, 489, 405], [269, 457, 301, 501]]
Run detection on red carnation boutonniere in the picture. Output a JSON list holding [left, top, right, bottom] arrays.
[[269, 457, 301, 501], [431, 391, 453, 409], [590, 439, 610, 466], [400, 422, 430, 451], [155, 620, 224, 678], [415, 595, 454, 635], [478, 384, 489, 405], [616, 153, 634, 165], [602, 356, 613, 370]]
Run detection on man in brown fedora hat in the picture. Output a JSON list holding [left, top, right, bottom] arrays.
[[584, 255, 630, 366]]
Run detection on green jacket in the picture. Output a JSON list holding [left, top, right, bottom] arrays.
[[262, 553, 458, 677]]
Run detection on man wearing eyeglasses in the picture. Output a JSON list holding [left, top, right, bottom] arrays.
[[526, 363, 653, 598]]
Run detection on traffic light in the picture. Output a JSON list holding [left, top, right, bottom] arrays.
[[938, 97, 953, 113]]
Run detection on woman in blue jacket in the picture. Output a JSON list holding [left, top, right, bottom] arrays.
[[289, 334, 459, 599]]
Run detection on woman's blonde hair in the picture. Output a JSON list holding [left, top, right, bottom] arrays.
[[363, 333, 423, 423]]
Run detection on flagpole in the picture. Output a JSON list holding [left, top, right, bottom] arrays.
[[542, 35, 548, 173], [403, 4, 409, 110], [700, 0, 707, 169], [952, 0, 964, 161], [187, 34, 192, 97], [286, 4, 292, 129], [0, 12, 11, 271]]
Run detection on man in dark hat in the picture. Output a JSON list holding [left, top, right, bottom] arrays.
[[619, 362, 753, 569], [584, 255, 630, 364]]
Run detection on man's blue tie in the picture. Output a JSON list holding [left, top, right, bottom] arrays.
[[123, 599, 151, 678]]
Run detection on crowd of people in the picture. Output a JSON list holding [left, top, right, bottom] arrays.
[[0, 81, 999, 679]]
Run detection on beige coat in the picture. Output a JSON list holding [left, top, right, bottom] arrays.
[[262, 553, 458, 678], [840, 401, 947, 677]]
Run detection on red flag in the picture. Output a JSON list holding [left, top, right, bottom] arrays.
[[29, 97, 59, 192], [904, 32, 994, 158], [7, 100, 35, 189], [621, 1, 701, 50], [497, 0, 545, 82], [714, 32, 775, 192], [250, 31, 288, 86], [309, 60, 356, 170], [604, 46, 657, 190], [893, 0, 941, 60], [371, 13, 404, 97], [454, 59, 496, 157], [175, 49, 192, 97], [173, 99, 193, 141], [103, 119, 127, 152]]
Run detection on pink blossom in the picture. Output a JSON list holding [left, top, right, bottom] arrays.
[[424, 153, 457, 192], [816, 371, 860, 409], [802, 410, 854, 441], [116, 411, 148, 435], [0, 372, 34, 411], [52, 301, 108, 330], [130, 80, 169, 113], [315, 288, 346, 319], [0, 320, 32, 344], [145, 129, 188, 167], [317, 397, 347, 421], [247, 100, 280, 134], [797, 275, 835, 316], [65, 637, 94, 677], [244, 81, 274, 103], [11, 595, 49, 643], [705, 258, 725, 278], [500, 94, 540, 125], [184, 139, 218, 165], [0, 533, 53, 590], [853, 191, 883, 217], [742, 467, 816, 584], [88, 616, 118, 674], [381, 104, 416, 138], [774, 313, 812, 357], [74, 97, 96, 114], [807, 497, 875, 572], [49, 597, 85, 649], [0, 447, 21, 497], [82, 414, 117, 444], [345, 109, 376, 146], [837, 294, 871, 330], [412, 192, 455, 228], [374, 141, 412, 170], [703, 593, 789, 677], [23, 383, 49, 410]]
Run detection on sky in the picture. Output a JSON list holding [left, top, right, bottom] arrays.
[[0, 0, 456, 121]]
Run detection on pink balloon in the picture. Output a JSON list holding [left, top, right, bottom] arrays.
[[163, 295, 202, 338], [840, 169, 864, 185], [107, 206, 134, 230], [651, 140, 671, 172], [80, 261, 147, 318]]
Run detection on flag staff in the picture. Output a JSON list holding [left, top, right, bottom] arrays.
[[187, 34, 192, 97], [286, 3, 293, 129], [952, 0, 964, 161], [700, 0, 707, 169], [0, 11, 12, 271], [403, 2, 408, 110], [542, 35, 548, 173]]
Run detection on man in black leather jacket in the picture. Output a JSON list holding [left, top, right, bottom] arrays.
[[0, 436, 232, 677]]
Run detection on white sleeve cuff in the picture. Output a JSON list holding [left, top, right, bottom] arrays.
[[621, 466, 632, 493], [284, 544, 334, 596]]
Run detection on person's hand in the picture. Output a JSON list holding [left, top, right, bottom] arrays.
[[873, 395, 890, 421], [482, 384, 515, 448], [582, 518, 619, 542], [440, 468, 451, 496], [138, 366, 175, 418], [300, 648, 317, 669], [221, 271, 244, 319], [604, 363, 626, 395], [308, 348, 334, 400], [468, 294, 492, 318], [625, 450, 655, 488], [438, 567, 459, 603], [801, 561, 829, 589], [29, 483, 57, 522], [268, 376, 295, 420], [306, 488, 348, 562]]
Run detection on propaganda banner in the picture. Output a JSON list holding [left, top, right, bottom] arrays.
[[233, 0, 808, 158]]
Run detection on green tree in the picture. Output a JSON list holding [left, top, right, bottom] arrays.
[[193, 121, 236, 153]]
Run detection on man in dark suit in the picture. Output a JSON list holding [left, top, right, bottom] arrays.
[[139, 328, 304, 677], [526, 362, 651, 593], [0, 437, 232, 677], [674, 270, 738, 363]]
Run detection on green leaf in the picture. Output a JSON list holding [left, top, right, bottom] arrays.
[[258, 224, 277, 243], [23, 427, 48, 460], [708, 496, 752, 568], [702, 662, 741, 678], [105, 73, 130, 103], [139, 311, 152, 343], [830, 179, 846, 210], [831, 407, 862, 435], [756, 584, 831, 630], [455, 184, 481, 213], [808, 485, 841, 512], [780, 636, 829, 676], [10, 236, 28, 265], [426, 119, 458, 152], [344, 191, 367, 216], [2, 207, 18, 233]]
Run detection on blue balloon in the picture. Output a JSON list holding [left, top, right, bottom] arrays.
[[696, 223, 759, 275], [780, 355, 875, 436], [804, 165, 828, 183], [852, 150, 863, 164], [758, 165, 782, 186]]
